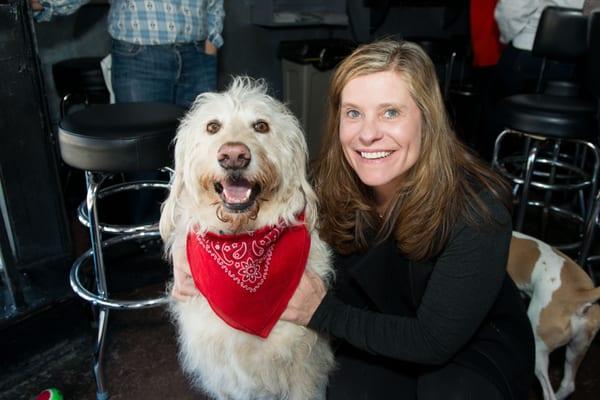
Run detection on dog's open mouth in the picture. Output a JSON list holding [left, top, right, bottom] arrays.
[[214, 177, 261, 212]]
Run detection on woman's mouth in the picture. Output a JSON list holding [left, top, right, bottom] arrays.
[[359, 151, 393, 160]]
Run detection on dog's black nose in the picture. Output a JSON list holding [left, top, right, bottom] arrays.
[[217, 142, 251, 170]]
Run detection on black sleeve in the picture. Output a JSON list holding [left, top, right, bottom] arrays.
[[308, 194, 512, 365]]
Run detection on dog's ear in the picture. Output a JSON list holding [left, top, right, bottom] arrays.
[[159, 132, 188, 255], [159, 168, 184, 246], [577, 303, 593, 317]]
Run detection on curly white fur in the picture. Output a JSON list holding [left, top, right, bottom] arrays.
[[160, 77, 335, 400]]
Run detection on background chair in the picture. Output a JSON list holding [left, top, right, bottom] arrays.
[[579, 9, 600, 282], [58, 102, 184, 400], [492, 6, 599, 253], [52, 57, 110, 118]]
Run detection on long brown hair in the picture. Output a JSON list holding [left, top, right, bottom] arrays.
[[314, 39, 510, 261]]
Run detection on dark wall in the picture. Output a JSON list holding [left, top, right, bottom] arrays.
[[34, 2, 111, 127], [0, 0, 72, 321], [33, 0, 469, 123]]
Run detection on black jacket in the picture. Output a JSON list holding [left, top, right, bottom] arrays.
[[309, 192, 535, 399]]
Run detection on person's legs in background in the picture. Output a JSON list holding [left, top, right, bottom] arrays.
[[174, 41, 218, 108], [111, 39, 177, 104]]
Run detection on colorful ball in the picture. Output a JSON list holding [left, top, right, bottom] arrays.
[[35, 388, 64, 400]]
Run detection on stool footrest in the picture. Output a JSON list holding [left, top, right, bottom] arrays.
[[70, 231, 169, 310], [77, 180, 171, 234]]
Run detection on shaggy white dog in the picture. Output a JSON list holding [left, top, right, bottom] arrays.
[[159, 77, 334, 400]]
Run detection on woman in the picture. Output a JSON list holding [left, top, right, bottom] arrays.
[[280, 40, 534, 399]]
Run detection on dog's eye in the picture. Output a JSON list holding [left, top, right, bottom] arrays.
[[206, 121, 221, 134], [253, 120, 270, 133]]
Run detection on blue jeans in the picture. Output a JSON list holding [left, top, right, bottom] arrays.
[[111, 39, 217, 108]]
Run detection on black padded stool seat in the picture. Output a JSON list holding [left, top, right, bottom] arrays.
[[59, 103, 185, 173], [499, 94, 596, 139]]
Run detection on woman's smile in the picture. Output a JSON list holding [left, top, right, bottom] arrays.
[[358, 150, 394, 160]]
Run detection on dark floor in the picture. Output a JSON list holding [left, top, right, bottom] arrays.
[[2, 281, 600, 400]]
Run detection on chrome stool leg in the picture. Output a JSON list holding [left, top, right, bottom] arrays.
[[540, 140, 561, 241], [580, 190, 600, 284], [516, 142, 540, 231], [93, 308, 110, 400], [70, 172, 170, 400], [85, 171, 110, 400]]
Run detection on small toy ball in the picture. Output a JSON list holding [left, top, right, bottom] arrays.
[[34, 388, 64, 400]]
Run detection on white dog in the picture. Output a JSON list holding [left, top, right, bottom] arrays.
[[159, 77, 334, 400], [507, 231, 600, 400]]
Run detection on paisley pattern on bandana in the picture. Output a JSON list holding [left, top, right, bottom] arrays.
[[187, 216, 311, 338], [195, 226, 283, 292]]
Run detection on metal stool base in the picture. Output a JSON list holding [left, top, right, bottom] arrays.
[[71, 171, 169, 400], [493, 129, 600, 251]]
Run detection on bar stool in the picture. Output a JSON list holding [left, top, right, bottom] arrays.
[[58, 102, 184, 400], [578, 9, 600, 282], [492, 7, 600, 251]]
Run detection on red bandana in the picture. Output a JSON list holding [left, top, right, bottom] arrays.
[[186, 219, 311, 338]]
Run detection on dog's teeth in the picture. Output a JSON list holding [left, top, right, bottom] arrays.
[[360, 151, 392, 159], [224, 187, 252, 203]]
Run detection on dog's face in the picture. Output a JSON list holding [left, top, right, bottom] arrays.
[[167, 78, 313, 234]]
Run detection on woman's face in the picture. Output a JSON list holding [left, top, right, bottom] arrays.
[[339, 70, 422, 207]]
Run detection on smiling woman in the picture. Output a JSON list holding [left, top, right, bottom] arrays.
[[278, 39, 536, 400]]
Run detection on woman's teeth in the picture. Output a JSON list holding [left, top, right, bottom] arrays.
[[360, 151, 392, 159]]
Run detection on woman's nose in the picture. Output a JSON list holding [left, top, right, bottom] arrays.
[[358, 115, 383, 145]]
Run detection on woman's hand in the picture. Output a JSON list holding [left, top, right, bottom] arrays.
[[171, 256, 199, 301], [281, 271, 327, 326]]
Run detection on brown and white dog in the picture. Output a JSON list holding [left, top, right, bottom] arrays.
[[159, 77, 334, 400], [507, 231, 600, 400]]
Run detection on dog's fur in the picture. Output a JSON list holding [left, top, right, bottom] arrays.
[[159, 77, 334, 400], [507, 231, 600, 400]]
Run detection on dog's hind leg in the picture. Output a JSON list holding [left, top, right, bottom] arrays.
[[556, 306, 600, 400], [555, 334, 588, 400], [534, 344, 557, 400]]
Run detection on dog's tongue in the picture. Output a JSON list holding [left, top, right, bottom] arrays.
[[222, 180, 252, 203]]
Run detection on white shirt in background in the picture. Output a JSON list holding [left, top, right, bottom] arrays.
[[495, 0, 584, 50]]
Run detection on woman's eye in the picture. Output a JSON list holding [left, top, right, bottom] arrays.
[[206, 120, 221, 134], [253, 120, 270, 133], [383, 109, 399, 119], [346, 109, 361, 119]]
